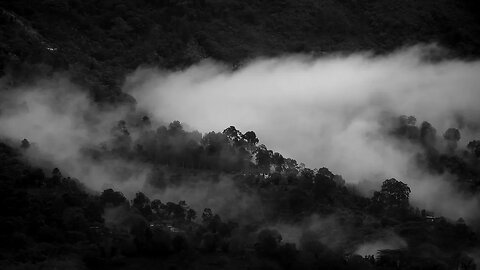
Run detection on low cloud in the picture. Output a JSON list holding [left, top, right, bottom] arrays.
[[355, 232, 407, 258], [0, 45, 479, 225], [0, 76, 262, 221], [266, 214, 355, 250], [147, 174, 264, 223], [0, 75, 144, 193], [127, 45, 480, 222]]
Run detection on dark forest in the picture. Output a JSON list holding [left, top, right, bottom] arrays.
[[1, 1, 480, 269]]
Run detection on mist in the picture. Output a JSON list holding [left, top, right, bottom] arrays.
[[1, 45, 479, 225], [148, 175, 264, 222], [127, 45, 480, 222], [0, 76, 148, 193], [0, 76, 263, 219], [354, 232, 407, 258]]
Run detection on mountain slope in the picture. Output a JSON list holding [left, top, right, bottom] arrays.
[[1, 0, 480, 102]]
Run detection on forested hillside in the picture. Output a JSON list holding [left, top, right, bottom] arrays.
[[1, 0, 480, 269], [1, 0, 480, 102], [0, 115, 479, 269]]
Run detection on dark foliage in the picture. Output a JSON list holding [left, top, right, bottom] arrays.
[[387, 115, 480, 194], [0, 113, 478, 269], [1, 0, 480, 103], [0, 1, 480, 267]]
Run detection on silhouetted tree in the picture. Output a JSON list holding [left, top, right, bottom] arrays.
[[168, 120, 184, 136], [313, 167, 337, 200], [243, 131, 259, 146], [444, 128, 461, 152], [165, 202, 186, 220], [394, 115, 419, 140], [223, 126, 243, 145], [100, 188, 127, 207], [186, 208, 196, 221], [202, 208, 213, 223], [150, 199, 163, 215], [256, 144, 273, 172], [420, 121, 437, 147], [133, 192, 152, 217], [372, 178, 411, 216], [467, 140, 480, 158]]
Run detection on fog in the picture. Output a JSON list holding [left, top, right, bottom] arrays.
[[148, 175, 264, 222], [266, 213, 365, 250], [354, 232, 407, 258], [0, 76, 147, 193], [127, 45, 480, 222], [0, 45, 479, 226], [0, 77, 262, 219]]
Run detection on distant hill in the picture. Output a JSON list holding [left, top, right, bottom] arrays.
[[1, 0, 480, 102]]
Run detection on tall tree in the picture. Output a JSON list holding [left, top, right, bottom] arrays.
[[372, 178, 411, 215]]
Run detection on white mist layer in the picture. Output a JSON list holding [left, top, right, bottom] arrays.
[[0, 78, 261, 218], [355, 233, 407, 258], [127, 45, 480, 222], [0, 78, 147, 194]]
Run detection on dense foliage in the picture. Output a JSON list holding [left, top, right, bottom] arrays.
[[1, 0, 480, 102], [387, 115, 480, 194], [1, 1, 480, 268], [0, 116, 478, 269]]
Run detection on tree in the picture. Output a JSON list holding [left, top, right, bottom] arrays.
[[150, 199, 163, 215], [202, 208, 213, 223], [255, 144, 273, 172], [272, 152, 285, 172], [243, 131, 259, 153], [52, 167, 62, 178], [467, 140, 480, 158], [393, 115, 419, 141], [443, 128, 461, 152], [133, 192, 150, 209], [243, 131, 259, 146], [372, 178, 411, 215], [202, 131, 228, 154], [223, 126, 242, 145], [168, 120, 184, 136], [186, 208, 196, 221], [100, 188, 127, 207], [313, 167, 337, 199], [49, 167, 62, 186], [284, 158, 299, 174], [420, 121, 436, 148], [133, 192, 152, 217], [443, 128, 461, 141], [300, 168, 315, 186], [165, 202, 185, 220]]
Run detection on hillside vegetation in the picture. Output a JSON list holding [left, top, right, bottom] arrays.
[[0, 117, 479, 269], [1, 0, 480, 102], [1, 1, 480, 269]]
